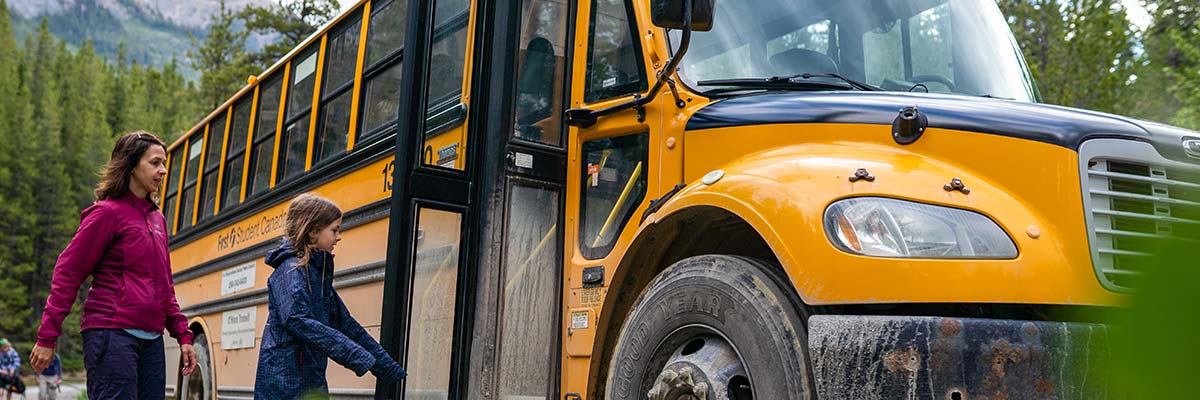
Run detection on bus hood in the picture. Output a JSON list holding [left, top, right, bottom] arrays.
[[686, 91, 1200, 164]]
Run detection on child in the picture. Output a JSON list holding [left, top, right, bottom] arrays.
[[0, 339, 19, 400], [255, 194, 405, 398]]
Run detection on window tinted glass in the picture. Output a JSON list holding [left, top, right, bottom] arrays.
[[165, 146, 184, 234], [584, 0, 646, 102], [200, 112, 228, 219], [185, 136, 203, 186], [205, 112, 227, 170], [223, 99, 253, 209], [249, 140, 274, 196], [290, 51, 319, 117], [248, 76, 283, 196], [361, 61, 404, 139], [325, 19, 362, 93], [316, 91, 352, 164], [280, 115, 311, 181], [366, 0, 407, 67], [579, 133, 648, 259], [426, 13, 469, 104], [512, 0, 569, 146], [257, 77, 283, 140]]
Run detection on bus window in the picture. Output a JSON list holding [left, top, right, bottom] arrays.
[[200, 111, 228, 220], [315, 16, 362, 165], [512, 0, 569, 146], [248, 75, 283, 196], [407, 207, 462, 398], [497, 184, 560, 398], [579, 133, 648, 259], [279, 49, 319, 182], [180, 135, 204, 230], [583, 0, 647, 102], [223, 98, 253, 210], [359, 0, 407, 142], [164, 146, 184, 234], [421, 0, 470, 171]]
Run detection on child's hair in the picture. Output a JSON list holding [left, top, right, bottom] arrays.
[[284, 193, 343, 267]]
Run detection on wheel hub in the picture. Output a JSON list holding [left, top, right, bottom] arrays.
[[647, 335, 752, 400]]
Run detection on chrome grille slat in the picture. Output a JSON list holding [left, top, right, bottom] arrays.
[[1094, 228, 1168, 239], [1091, 209, 1200, 225], [1089, 189, 1200, 208], [1087, 170, 1200, 190], [1080, 139, 1200, 292]]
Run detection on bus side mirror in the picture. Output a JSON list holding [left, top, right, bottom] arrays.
[[651, 0, 715, 32]]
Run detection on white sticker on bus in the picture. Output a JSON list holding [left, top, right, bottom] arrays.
[[221, 307, 257, 350], [571, 311, 589, 329], [220, 261, 256, 295]]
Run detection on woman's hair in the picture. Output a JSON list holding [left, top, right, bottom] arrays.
[[95, 131, 167, 201], [284, 193, 343, 267]]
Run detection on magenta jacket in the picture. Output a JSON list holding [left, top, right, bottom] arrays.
[[37, 191, 193, 347]]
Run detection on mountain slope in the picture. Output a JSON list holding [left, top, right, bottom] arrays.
[[8, 0, 274, 79]]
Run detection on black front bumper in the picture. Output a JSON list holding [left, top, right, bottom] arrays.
[[808, 315, 1112, 399]]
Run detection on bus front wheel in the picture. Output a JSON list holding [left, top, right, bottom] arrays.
[[605, 255, 814, 400]]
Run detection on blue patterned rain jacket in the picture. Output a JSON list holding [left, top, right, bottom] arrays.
[[254, 241, 405, 399]]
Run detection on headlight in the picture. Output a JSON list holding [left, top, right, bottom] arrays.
[[823, 197, 1017, 259]]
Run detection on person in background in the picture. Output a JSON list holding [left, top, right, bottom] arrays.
[[29, 131, 197, 399], [36, 353, 61, 400], [254, 194, 405, 398], [0, 339, 19, 400]]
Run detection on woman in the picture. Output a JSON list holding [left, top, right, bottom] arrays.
[[30, 131, 197, 399]]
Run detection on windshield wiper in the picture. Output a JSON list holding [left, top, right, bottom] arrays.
[[698, 72, 881, 92], [780, 72, 883, 91]]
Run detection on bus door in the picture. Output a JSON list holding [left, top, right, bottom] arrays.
[[377, 0, 477, 398], [561, 0, 666, 394], [458, 0, 574, 398]]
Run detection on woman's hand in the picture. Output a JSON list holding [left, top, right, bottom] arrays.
[[180, 344, 197, 375], [30, 344, 55, 373]]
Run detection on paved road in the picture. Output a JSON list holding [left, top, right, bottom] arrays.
[[20, 380, 85, 400]]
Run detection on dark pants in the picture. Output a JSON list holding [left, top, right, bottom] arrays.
[[83, 329, 165, 400]]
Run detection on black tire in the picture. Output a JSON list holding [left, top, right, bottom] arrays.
[[605, 255, 814, 399], [179, 333, 212, 400]]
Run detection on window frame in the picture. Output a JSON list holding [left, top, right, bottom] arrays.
[[222, 96, 256, 211], [164, 146, 185, 235], [278, 46, 321, 185], [577, 132, 650, 259], [313, 11, 365, 167], [199, 110, 230, 221], [247, 73, 285, 198], [583, 0, 649, 103], [179, 134, 205, 231]]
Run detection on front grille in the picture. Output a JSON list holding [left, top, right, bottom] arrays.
[[1082, 140, 1200, 291]]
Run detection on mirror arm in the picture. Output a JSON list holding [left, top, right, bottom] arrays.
[[565, 0, 694, 128]]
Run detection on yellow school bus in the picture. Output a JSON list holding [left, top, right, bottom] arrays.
[[161, 0, 1199, 398]]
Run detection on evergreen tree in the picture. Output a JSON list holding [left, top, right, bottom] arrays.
[[191, 0, 257, 110], [236, 0, 341, 68], [1141, 0, 1200, 129], [999, 0, 1141, 114]]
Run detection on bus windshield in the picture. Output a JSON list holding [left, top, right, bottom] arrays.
[[674, 0, 1039, 102]]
